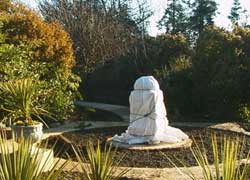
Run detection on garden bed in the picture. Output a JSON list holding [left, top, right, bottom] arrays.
[[42, 126, 250, 168]]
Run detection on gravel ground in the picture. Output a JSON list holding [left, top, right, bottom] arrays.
[[41, 126, 250, 169]]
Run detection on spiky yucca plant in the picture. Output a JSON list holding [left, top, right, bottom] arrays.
[[0, 78, 49, 126], [167, 134, 250, 180], [73, 141, 129, 180], [0, 133, 70, 180]]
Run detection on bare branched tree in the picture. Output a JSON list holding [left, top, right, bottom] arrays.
[[39, 0, 142, 74]]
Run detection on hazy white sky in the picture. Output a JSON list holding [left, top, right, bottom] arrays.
[[21, 0, 250, 36]]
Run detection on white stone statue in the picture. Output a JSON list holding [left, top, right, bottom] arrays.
[[112, 76, 189, 145]]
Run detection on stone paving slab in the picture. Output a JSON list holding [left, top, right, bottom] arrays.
[[209, 122, 250, 136]]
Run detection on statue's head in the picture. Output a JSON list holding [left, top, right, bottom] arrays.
[[134, 76, 160, 90]]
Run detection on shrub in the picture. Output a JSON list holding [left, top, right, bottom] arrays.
[[146, 34, 191, 69], [191, 26, 250, 119], [238, 104, 250, 122], [0, 2, 80, 121], [145, 34, 192, 119], [155, 56, 194, 119], [151, 26, 250, 121], [1, 3, 74, 71]]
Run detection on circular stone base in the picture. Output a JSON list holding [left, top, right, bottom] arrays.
[[107, 138, 192, 150]]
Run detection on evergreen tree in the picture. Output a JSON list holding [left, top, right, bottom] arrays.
[[158, 0, 189, 35], [190, 0, 217, 35], [228, 0, 243, 25]]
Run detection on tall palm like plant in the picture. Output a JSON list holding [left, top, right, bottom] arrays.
[[73, 141, 129, 180], [0, 78, 48, 125]]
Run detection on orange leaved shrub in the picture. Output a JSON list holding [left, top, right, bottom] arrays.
[[1, 2, 74, 71]]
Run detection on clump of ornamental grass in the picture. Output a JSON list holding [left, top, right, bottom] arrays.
[[163, 134, 250, 180], [0, 132, 71, 180], [73, 141, 129, 180]]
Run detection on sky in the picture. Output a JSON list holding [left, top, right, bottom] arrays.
[[20, 0, 250, 36]]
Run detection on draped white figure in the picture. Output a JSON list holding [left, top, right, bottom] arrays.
[[112, 76, 189, 145]]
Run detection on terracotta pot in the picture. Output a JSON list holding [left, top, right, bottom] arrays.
[[12, 123, 43, 143]]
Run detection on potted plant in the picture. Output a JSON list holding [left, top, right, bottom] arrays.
[[0, 78, 49, 143]]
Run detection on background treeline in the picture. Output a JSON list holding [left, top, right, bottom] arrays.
[[38, 0, 250, 122], [1, 0, 250, 122]]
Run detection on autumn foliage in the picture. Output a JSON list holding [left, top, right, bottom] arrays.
[[1, 3, 74, 71], [0, 1, 79, 121]]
